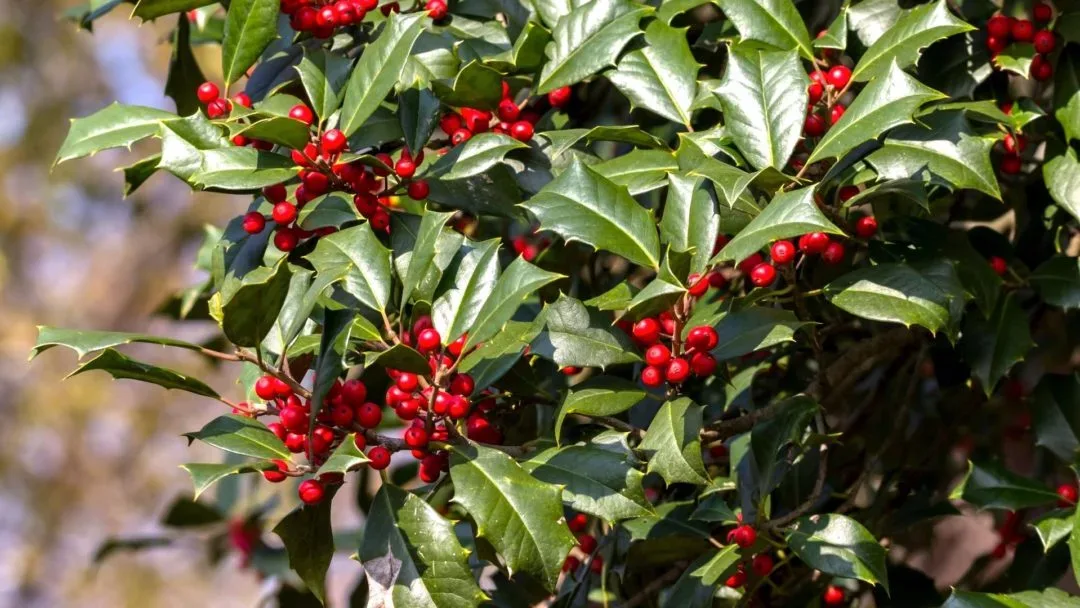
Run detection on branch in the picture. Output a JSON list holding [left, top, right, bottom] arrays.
[[621, 563, 687, 608], [763, 415, 829, 531], [236, 348, 312, 399]]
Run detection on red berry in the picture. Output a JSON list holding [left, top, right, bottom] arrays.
[[451, 128, 473, 145], [561, 366, 581, 376], [854, 216, 878, 239], [272, 202, 298, 225], [242, 211, 266, 234], [448, 334, 467, 357], [466, 414, 503, 444], [589, 555, 604, 574], [497, 98, 520, 122], [460, 107, 491, 132], [263, 460, 288, 483], [448, 395, 471, 419], [289, 104, 314, 125], [450, 374, 474, 396], [829, 104, 846, 125], [731, 524, 757, 548], [368, 446, 391, 469], [800, 232, 830, 255], [380, 1, 399, 15], [804, 113, 826, 137], [298, 479, 325, 505], [395, 157, 416, 179], [233, 92, 253, 108], [645, 344, 671, 367], [822, 241, 846, 265], [687, 326, 719, 351], [407, 179, 430, 200], [641, 365, 664, 388], [838, 185, 859, 202], [989, 256, 1008, 276], [417, 328, 441, 352], [1034, 1, 1053, 22], [751, 554, 774, 576], [725, 570, 747, 588], [577, 534, 597, 554], [666, 357, 690, 384], [548, 86, 572, 108], [568, 513, 588, 533], [1003, 133, 1027, 154], [356, 402, 382, 428], [342, 379, 367, 407], [330, 403, 353, 427], [986, 35, 1008, 54], [809, 70, 826, 85], [1033, 30, 1056, 54], [280, 405, 309, 433], [274, 227, 299, 252], [738, 252, 764, 274], [1000, 155, 1022, 174], [196, 82, 220, 104], [311, 425, 334, 454], [263, 183, 287, 203], [1031, 54, 1054, 81], [690, 351, 717, 376], [707, 270, 727, 289], [808, 81, 824, 105], [823, 585, 846, 605], [510, 120, 534, 142], [770, 240, 796, 264], [563, 556, 580, 572], [206, 98, 230, 119], [687, 272, 709, 297], [987, 14, 1012, 38], [255, 375, 277, 400], [1057, 483, 1078, 507], [1012, 19, 1035, 42], [404, 426, 429, 449], [316, 5, 337, 27], [826, 65, 851, 89], [321, 129, 347, 155], [396, 372, 419, 392], [285, 432, 306, 453], [749, 263, 777, 287], [419, 454, 443, 482], [267, 422, 287, 441], [632, 318, 662, 344], [426, 0, 447, 19]]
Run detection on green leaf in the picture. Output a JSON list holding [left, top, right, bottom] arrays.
[[56, 103, 174, 164], [715, 0, 813, 60], [68, 348, 219, 398], [942, 588, 1080, 608], [530, 295, 641, 370], [432, 133, 529, 180], [30, 326, 202, 360], [397, 210, 455, 307], [307, 222, 393, 315], [536, 0, 648, 94], [532, 0, 586, 29], [960, 293, 1032, 395], [825, 263, 956, 334], [555, 377, 645, 443], [660, 174, 719, 276], [233, 115, 311, 149], [690, 543, 743, 585], [625, 277, 686, 320], [691, 494, 738, 523], [715, 47, 807, 170], [191, 147, 297, 191], [432, 60, 504, 110], [133, 0, 216, 20], [814, 6, 848, 50], [298, 193, 361, 230], [786, 514, 890, 592], [317, 434, 370, 476], [392, 214, 463, 306], [432, 238, 501, 343], [463, 256, 563, 350], [1032, 257, 1080, 310], [340, 13, 427, 136], [539, 126, 669, 157], [186, 414, 291, 460], [158, 113, 231, 181], [309, 308, 355, 429], [708, 307, 807, 360], [714, 187, 843, 265], [608, 21, 699, 127], [296, 48, 351, 124], [806, 62, 945, 166], [218, 258, 294, 347], [851, 0, 974, 82], [360, 485, 486, 608], [1044, 149, 1080, 224], [663, 547, 738, 607], [524, 445, 654, 523], [1055, 46, 1080, 144], [1032, 374, 1080, 462], [121, 154, 161, 197], [448, 442, 576, 590], [993, 43, 1037, 77], [522, 159, 661, 268], [364, 344, 430, 375], [180, 462, 272, 500], [161, 496, 223, 528], [221, 0, 279, 87], [866, 111, 1000, 199], [398, 87, 441, 155], [506, 21, 550, 71], [165, 15, 206, 117], [847, 0, 902, 47], [273, 496, 335, 605], [1032, 509, 1075, 552], [952, 461, 1060, 510], [639, 398, 709, 486], [591, 149, 678, 195], [749, 395, 817, 497], [458, 320, 541, 391]]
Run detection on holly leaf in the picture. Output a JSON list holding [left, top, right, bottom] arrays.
[[232, 115, 311, 149], [806, 62, 945, 166], [715, 0, 813, 60], [307, 222, 393, 315], [179, 461, 273, 500], [608, 21, 700, 127], [708, 307, 808, 360], [274, 495, 335, 605], [524, 445, 654, 523], [555, 377, 646, 443], [432, 238, 502, 344], [1032, 374, 1080, 462], [185, 414, 291, 460], [1044, 149, 1080, 224], [522, 158, 661, 268], [448, 443, 576, 590], [715, 47, 807, 171], [68, 348, 219, 398], [749, 395, 817, 498], [190, 147, 297, 191], [943, 588, 1080, 607], [825, 263, 956, 334], [1055, 46, 1080, 144], [814, 6, 848, 50], [591, 149, 678, 195], [951, 461, 1060, 510], [30, 326, 202, 360], [340, 12, 427, 136], [536, 0, 648, 94], [713, 187, 844, 265], [530, 295, 641, 370], [396, 210, 456, 308], [364, 344, 430, 375], [639, 397, 709, 486], [660, 174, 719, 276], [308, 308, 355, 429], [316, 434, 370, 476], [463, 256, 562, 351], [851, 0, 974, 82], [1032, 257, 1080, 310], [133, 0, 216, 20], [217, 258, 294, 346], [432, 60, 504, 110], [960, 293, 1032, 395], [786, 514, 890, 592], [1032, 510, 1075, 552], [431, 133, 529, 180], [221, 0, 278, 87], [56, 103, 174, 164], [458, 320, 541, 391], [691, 494, 739, 523], [296, 48, 352, 123], [539, 125, 669, 157]]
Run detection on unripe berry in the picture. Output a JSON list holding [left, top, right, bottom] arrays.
[[497, 98, 520, 122], [407, 179, 430, 200], [242, 211, 266, 234], [987, 14, 1011, 38], [297, 479, 325, 504], [770, 240, 796, 264], [800, 232, 830, 255], [641, 365, 664, 388], [823, 585, 846, 605], [666, 357, 690, 383], [404, 426, 429, 449], [510, 120, 534, 142], [197, 82, 220, 104], [826, 65, 851, 89], [356, 402, 383, 428], [687, 326, 719, 351], [289, 104, 314, 125], [645, 344, 671, 367], [548, 86, 572, 108], [749, 263, 777, 287], [989, 256, 1008, 276], [417, 328, 441, 352], [804, 113, 826, 137], [1012, 19, 1035, 42], [751, 553, 774, 576], [368, 446, 391, 469], [632, 318, 661, 344], [855, 216, 878, 239], [690, 351, 717, 376]]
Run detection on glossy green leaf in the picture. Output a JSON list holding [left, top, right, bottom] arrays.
[[56, 103, 174, 164], [709, 307, 807, 360], [1032, 374, 1080, 462], [221, 0, 279, 87], [749, 395, 817, 497], [233, 115, 311, 149], [625, 276, 686, 320], [218, 258, 293, 347], [1032, 509, 1075, 552], [340, 12, 427, 136], [814, 7, 848, 50], [608, 21, 699, 127], [432, 133, 529, 180], [364, 344, 430, 375], [180, 462, 272, 500], [555, 377, 646, 443], [942, 588, 1080, 608], [806, 62, 945, 166], [952, 461, 1060, 510], [960, 293, 1032, 395], [448, 443, 576, 590], [825, 263, 956, 334], [662, 547, 738, 607], [296, 48, 351, 124], [539, 126, 669, 157], [432, 60, 504, 110], [994, 43, 1037, 77], [525, 445, 653, 523], [715, 47, 807, 170], [307, 222, 393, 314], [458, 320, 540, 391], [309, 308, 354, 429], [714, 187, 843, 265], [432, 238, 501, 344], [273, 496, 335, 605], [1032, 257, 1080, 310], [30, 326, 202, 360], [530, 295, 641, 370], [639, 398, 709, 486], [660, 174, 719, 276], [190, 147, 297, 191], [691, 494, 738, 523], [715, 0, 813, 59], [398, 87, 440, 155], [68, 348, 218, 398], [536, 0, 648, 94], [121, 154, 161, 197], [591, 149, 678, 195], [185, 414, 291, 460], [133, 0, 216, 20], [532, 0, 587, 29], [397, 210, 455, 308], [852, 0, 974, 82], [463, 256, 562, 351], [360, 485, 486, 608], [165, 15, 206, 116], [1044, 149, 1080, 224], [786, 514, 890, 591], [1055, 46, 1080, 144], [316, 434, 369, 476], [847, 0, 902, 47], [391, 214, 463, 306]]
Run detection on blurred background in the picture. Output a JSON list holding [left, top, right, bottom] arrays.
[[0, 2, 372, 606]]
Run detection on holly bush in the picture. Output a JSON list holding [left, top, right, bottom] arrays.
[[41, 0, 1080, 605]]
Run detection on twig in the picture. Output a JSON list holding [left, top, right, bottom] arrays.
[[621, 564, 687, 608], [763, 414, 829, 531], [236, 348, 312, 399]]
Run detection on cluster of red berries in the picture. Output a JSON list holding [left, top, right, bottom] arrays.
[[804, 64, 852, 137], [509, 227, 551, 262], [561, 513, 605, 574], [626, 316, 719, 388], [990, 483, 1075, 559], [438, 82, 571, 147], [196, 81, 253, 121], [986, 4, 1056, 81], [280, 0, 399, 38]]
